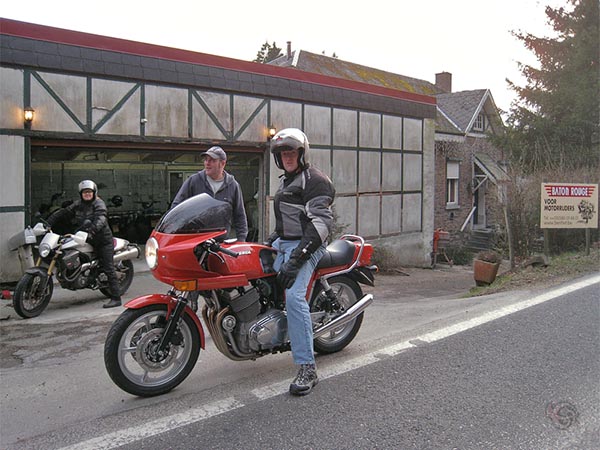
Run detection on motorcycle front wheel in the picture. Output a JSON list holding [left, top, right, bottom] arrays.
[[104, 304, 201, 397], [100, 259, 134, 298], [310, 275, 364, 354], [13, 272, 54, 319]]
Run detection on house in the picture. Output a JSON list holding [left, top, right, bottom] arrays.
[[434, 83, 509, 251], [271, 45, 509, 251]]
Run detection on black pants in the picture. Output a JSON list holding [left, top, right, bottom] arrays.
[[95, 239, 121, 300]]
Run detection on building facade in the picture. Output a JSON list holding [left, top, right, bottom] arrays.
[[270, 49, 509, 253], [0, 19, 437, 282]]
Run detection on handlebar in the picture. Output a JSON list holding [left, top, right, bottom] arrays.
[[207, 239, 239, 258], [218, 246, 239, 258]]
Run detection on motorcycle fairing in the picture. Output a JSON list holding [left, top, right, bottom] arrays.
[[125, 293, 206, 349], [151, 231, 252, 289], [113, 237, 129, 251]]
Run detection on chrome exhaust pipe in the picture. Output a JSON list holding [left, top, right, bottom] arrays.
[[113, 246, 140, 262], [313, 293, 373, 338]]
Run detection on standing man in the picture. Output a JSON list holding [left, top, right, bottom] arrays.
[[267, 128, 335, 396], [172, 146, 248, 242], [46, 180, 123, 308]]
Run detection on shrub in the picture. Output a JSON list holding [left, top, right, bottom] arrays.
[[371, 245, 401, 272], [445, 245, 474, 266], [475, 250, 502, 264]]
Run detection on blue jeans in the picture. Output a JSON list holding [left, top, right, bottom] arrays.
[[273, 239, 326, 366]]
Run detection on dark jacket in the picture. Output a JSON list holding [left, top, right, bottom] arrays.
[[47, 197, 113, 243], [273, 166, 335, 256], [171, 170, 248, 241]]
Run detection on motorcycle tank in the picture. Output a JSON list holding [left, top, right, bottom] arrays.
[[207, 243, 276, 280], [155, 193, 232, 235]]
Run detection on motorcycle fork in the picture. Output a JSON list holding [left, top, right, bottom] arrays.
[[157, 297, 187, 352], [36, 257, 57, 296]]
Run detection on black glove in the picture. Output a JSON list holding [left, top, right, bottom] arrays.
[[79, 219, 92, 232], [263, 232, 278, 247], [277, 256, 304, 289]]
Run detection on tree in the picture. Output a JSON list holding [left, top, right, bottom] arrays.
[[253, 41, 283, 64], [501, 0, 599, 172]]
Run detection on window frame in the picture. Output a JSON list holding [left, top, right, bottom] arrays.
[[445, 160, 460, 208], [473, 113, 486, 132]]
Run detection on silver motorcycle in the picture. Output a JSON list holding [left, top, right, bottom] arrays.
[[9, 223, 139, 318]]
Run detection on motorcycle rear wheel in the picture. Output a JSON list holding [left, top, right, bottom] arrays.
[[100, 259, 134, 298], [104, 304, 200, 397], [13, 272, 54, 319], [310, 276, 364, 354]]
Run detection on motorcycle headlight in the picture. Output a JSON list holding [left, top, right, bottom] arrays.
[[39, 243, 51, 258], [145, 237, 159, 269]]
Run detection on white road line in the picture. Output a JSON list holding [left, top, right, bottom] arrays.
[[419, 274, 600, 343], [59, 275, 599, 450], [58, 398, 243, 450]]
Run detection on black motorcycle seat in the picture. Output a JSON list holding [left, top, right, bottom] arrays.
[[316, 239, 356, 269]]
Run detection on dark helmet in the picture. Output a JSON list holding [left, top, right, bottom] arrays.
[[110, 195, 123, 207], [78, 179, 97, 202], [270, 128, 309, 171]]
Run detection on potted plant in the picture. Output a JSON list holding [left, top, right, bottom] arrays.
[[473, 250, 502, 286]]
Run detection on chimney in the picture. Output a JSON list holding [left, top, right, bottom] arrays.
[[435, 72, 452, 93], [287, 41, 292, 59]]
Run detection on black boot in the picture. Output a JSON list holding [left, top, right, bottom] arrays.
[[289, 363, 318, 396], [103, 298, 121, 309]]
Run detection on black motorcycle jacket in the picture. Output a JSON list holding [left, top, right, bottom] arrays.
[[47, 197, 113, 243], [273, 166, 335, 257]]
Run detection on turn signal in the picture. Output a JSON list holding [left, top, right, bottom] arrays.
[[173, 280, 198, 291]]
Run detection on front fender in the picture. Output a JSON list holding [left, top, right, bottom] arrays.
[[24, 266, 51, 277], [125, 294, 205, 349]]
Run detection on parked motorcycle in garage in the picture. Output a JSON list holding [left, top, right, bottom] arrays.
[[104, 194, 377, 397], [12, 223, 140, 318]]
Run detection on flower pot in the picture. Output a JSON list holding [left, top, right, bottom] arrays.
[[473, 259, 500, 286]]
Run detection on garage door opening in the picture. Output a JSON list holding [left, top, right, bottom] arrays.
[[30, 144, 263, 243]]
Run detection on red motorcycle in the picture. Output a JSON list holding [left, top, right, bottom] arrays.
[[104, 194, 376, 397]]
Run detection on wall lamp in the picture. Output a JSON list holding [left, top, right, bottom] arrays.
[[24, 107, 35, 124], [267, 125, 277, 140]]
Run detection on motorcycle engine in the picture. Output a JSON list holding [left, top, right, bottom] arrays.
[[60, 250, 91, 290], [62, 249, 81, 272], [237, 308, 288, 353], [223, 283, 288, 354]]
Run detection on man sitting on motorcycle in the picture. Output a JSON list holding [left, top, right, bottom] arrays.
[[267, 128, 336, 395], [46, 180, 122, 309]]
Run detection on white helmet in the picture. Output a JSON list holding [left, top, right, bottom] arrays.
[[270, 128, 309, 171], [78, 180, 97, 200]]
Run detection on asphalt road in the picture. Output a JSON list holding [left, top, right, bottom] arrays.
[[120, 283, 600, 450], [1, 268, 598, 449]]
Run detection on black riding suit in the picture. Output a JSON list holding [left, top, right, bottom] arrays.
[[47, 197, 121, 300]]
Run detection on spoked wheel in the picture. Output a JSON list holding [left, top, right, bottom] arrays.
[[13, 272, 54, 319], [310, 275, 364, 354], [104, 304, 200, 397], [100, 260, 134, 298]]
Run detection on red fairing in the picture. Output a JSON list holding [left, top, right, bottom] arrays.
[[151, 230, 278, 288], [125, 293, 205, 349], [151, 230, 248, 289]]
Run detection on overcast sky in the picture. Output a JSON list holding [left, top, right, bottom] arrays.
[[1, 0, 565, 114]]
